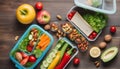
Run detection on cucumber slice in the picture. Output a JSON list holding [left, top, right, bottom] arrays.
[[48, 52, 56, 59], [42, 60, 49, 67], [46, 57, 53, 63], [55, 39, 65, 50], [55, 43, 61, 50], [29, 34, 33, 40], [52, 49, 58, 54], [40, 64, 47, 69]]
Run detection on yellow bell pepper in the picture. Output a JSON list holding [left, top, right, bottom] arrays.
[[48, 51, 60, 69]]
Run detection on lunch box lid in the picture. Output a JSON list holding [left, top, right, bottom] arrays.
[[74, 0, 117, 14]]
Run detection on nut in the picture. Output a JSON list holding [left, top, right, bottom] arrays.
[[96, 62, 100, 67], [63, 33, 66, 37], [29, 40, 34, 46], [56, 15, 62, 20], [94, 61, 99, 65], [50, 23, 58, 32], [104, 34, 112, 42], [56, 33, 61, 38], [99, 42, 107, 49], [94, 61, 100, 68], [33, 29, 38, 33], [75, 38, 81, 44], [15, 36, 19, 41], [33, 33, 38, 39], [44, 24, 51, 30], [31, 28, 36, 32]]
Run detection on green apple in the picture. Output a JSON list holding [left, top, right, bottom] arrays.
[[16, 4, 36, 24]]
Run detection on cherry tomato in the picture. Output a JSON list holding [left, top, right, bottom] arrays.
[[110, 26, 116, 33], [35, 2, 43, 11], [68, 11, 76, 20], [68, 13, 73, 20], [27, 45, 33, 52], [73, 57, 80, 65], [28, 55, 36, 62], [88, 34, 94, 40], [92, 31, 97, 38]]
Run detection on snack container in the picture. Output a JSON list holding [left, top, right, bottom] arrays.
[[74, 0, 117, 14], [9, 24, 54, 69], [40, 37, 79, 69], [67, 6, 106, 41], [61, 38, 79, 69]]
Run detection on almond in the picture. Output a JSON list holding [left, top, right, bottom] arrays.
[[56, 15, 62, 20], [15, 36, 19, 41]]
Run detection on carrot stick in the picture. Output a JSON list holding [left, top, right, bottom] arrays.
[[36, 45, 40, 49], [40, 39, 50, 51], [38, 35, 49, 47], [40, 38, 50, 47], [39, 33, 46, 40]]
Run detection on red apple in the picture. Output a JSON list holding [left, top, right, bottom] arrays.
[[110, 26, 116, 33], [35, 2, 43, 11], [37, 10, 51, 24]]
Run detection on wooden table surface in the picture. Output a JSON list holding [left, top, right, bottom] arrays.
[[0, 0, 120, 69]]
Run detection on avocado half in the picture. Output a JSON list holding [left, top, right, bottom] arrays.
[[101, 47, 118, 63]]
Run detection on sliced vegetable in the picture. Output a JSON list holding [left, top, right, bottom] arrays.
[[39, 33, 46, 40], [40, 64, 47, 69], [48, 51, 60, 69], [59, 43, 69, 61], [43, 60, 49, 67], [36, 33, 50, 51], [46, 57, 53, 63], [40, 39, 50, 51], [55, 39, 65, 50], [55, 48, 73, 69], [48, 52, 56, 59]]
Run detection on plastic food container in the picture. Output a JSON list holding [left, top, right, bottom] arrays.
[[74, 0, 117, 14], [9, 24, 54, 69], [62, 38, 78, 69], [40, 37, 79, 69], [67, 6, 107, 41]]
